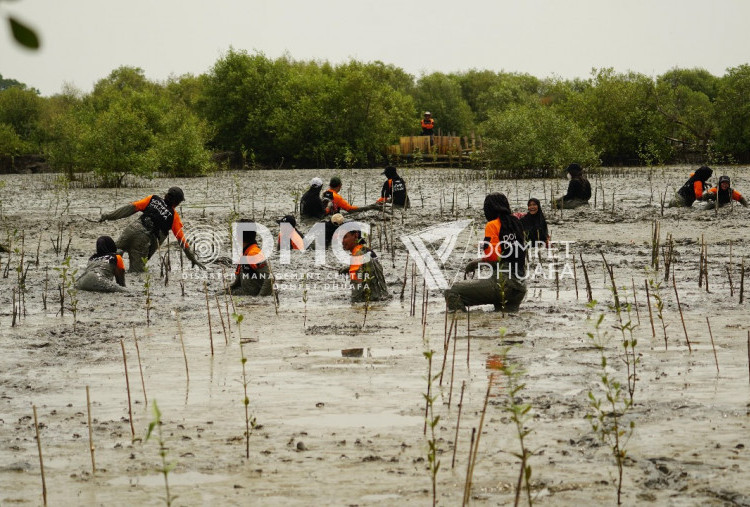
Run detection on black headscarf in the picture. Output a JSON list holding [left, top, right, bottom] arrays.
[[519, 198, 549, 244], [300, 184, 325, 219], [91, 235, 117, 260], [483, 193, 526, 273], [693, 166, 713, 182]]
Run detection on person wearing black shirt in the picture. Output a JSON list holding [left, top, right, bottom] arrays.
[[552, 163, 591, 209]]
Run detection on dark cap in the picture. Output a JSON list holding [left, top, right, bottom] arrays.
[[719, 175, 730, 185]]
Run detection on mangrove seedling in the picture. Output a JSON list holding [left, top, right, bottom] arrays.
[[586, 306, 635, 506], [234, 312, 257, 459], [423, 349, 441, 507], [145, 400, 176, 506]]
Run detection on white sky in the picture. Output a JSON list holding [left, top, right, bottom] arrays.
[[4, 0, 750, 96]]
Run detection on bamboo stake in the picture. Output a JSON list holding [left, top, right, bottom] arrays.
[[573, 255, 579, 300], [466, 307, 471, 368], [747, 331, 750, 384], [423, 352, 432, 436], [204, 282, 214, 356], [439, 313, 457, 385], [580, 254, 592, 302], [215, 294, 228, 344], [175, 310, 190, 382], [448, 320, 459, 407], [631, 277, 641, 326], [706, 317, 719, 374], [727, 265, 734, 297], [119, 339, 135, 441], [672, 266, 692, 353], [645, 280, 656, 339], [740, 258, 745, 304], [451, 381, 466, 469], [463, 428, 476, 507], [132, 328, 147, 407], [400, 254, 409, 301], [33, 405, 47, 506], [86, 386, 96, 475], [463, 374, 494, 505]]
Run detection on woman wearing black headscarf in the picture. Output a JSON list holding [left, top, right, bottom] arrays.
[[444, 193, 527, 312], [668, 166, 713, 207], [75, 236, 127, 292], [519, 198, 550, 247]]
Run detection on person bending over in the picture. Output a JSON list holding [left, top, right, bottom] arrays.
[[76, 236, 127, 292], [668, 166, 713, 207], [340, 227, 390, 303], [229, 222, 274, 297], [99, 186, 205, 272], [701, 175, 748, 208]]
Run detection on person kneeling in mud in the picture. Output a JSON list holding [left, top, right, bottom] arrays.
[[551, 163, 592, 209], [99, 186, 205, 272], [700, 175, 749, 209], [76, 236, 126, 292], [229, 223, 274, 297], [668, 165, 713, 207], [444, 193, 527, 313], [339, 228, 390, 303]]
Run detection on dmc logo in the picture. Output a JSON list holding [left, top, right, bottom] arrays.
[[400, 219, 473, 290]]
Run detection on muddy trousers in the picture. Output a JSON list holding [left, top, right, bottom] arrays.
[[551, 198, 589, 210], [229, 267, 274, 296], [116, 221, 159, 273], [666, 193, 691, 208], [75, 272, 126, 292], [444, 272, 526, 312]]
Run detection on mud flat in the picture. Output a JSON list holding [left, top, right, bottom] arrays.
[[1, 166, 750, 505]]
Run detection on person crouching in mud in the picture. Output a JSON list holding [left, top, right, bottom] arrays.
[[339, 227, 390, 303], [99, 187, 205, 272], [551, 163, 592, 209], [76, 236, 126, 292], [229, 222, 274, 297], [444, 193, 527, 313], [700, 175, 749, 209], [668, 165, 713, 207]]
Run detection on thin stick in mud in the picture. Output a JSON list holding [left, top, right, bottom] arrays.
[[451, 381, 466, 469], [119, 339, 135, 441], [132, 328, 147, 406], [175, 310, 190, 382], [448, 319, 459, 408], [33, 405, 47, 506], [215, 294, 228, 344], [204, 282, 214, 356], [463, 374, 494, 505], [645, 279, 656, 339], [400, 253, 409, 301], [706, 317, 719, 374], [462, 427, 476, 506], [631, 277, 641, 326], [740, 258, 745, 304], [672, 266, 692, 353], [580, 253, 592, 302], [86, 386, 96, 475]]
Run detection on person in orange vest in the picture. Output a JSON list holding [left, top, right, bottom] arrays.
[[444, 193, 527, 313], [99, 186, 205, 272], [277, 214, 305, 250], [229, 221, 274, 296], [323, 176, 377, 215], [376, 166, 410, 207], [421, 111, 435, 137], [339, 227, 390, 303], [668, 166, 713, 207], [701, 175, 748, 208], [75, 236, 127, 292]]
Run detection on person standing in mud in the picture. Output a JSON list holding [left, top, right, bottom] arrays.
[[339, 227, 390, 303], [99, 187, 205, 272], [75, 236, 127, 292], [700, 175, 748, 208], [420, 111, 435, 143], [300, 177, 326, 219], [323, 176, 377, 215], [552, 163, 591, 209], [668, 165, 713, 207], [376, 166, 410, 208], [444, 193, 527, 313], [229, 221, 274, 297]]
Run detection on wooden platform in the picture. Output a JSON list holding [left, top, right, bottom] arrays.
[[386, 135, 482, 165]]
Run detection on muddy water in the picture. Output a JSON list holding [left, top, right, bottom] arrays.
[[1, 167, 750, 505]]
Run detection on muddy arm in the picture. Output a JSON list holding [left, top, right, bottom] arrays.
[[100, 204, 137, 222]]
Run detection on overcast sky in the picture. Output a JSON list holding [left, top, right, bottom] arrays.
[[4, 0, 750, 96]]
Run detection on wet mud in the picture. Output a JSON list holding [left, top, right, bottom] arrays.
[[1, 167, 750, 505]]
